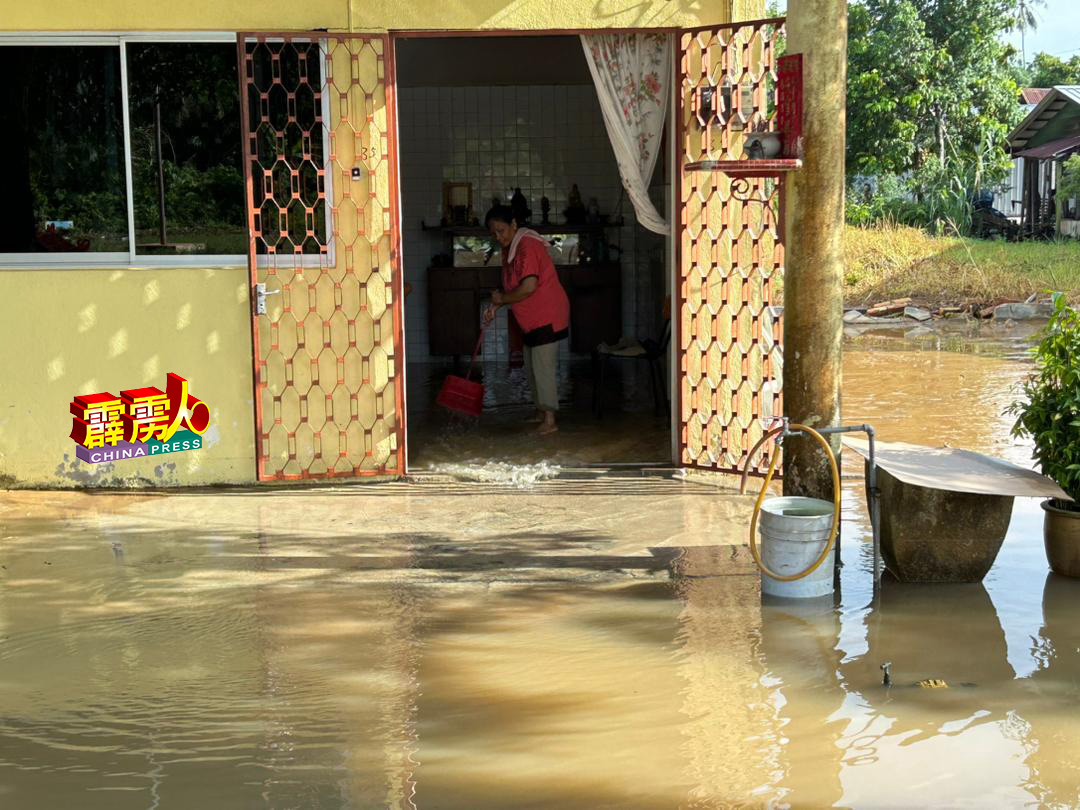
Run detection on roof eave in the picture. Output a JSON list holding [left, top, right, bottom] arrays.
[[1008, 86, 1080, 154]]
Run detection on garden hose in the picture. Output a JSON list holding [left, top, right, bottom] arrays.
[[746, 423, 842, 582]]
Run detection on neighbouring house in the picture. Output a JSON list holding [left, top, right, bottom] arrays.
[[1007, 85, 1080, 238], [991, 88, 1051, 221]]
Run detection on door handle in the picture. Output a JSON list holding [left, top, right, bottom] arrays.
[[254, 282, 281, 315]]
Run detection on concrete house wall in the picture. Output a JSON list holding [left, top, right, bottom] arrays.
[[0, 0, 758, 488]]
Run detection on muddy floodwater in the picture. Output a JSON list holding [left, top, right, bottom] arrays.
[[3, 322, 1080, 808]]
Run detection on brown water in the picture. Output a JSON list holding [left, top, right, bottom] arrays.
[[4, 322, 1080, 808]]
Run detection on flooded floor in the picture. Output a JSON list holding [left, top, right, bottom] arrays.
[[4, 322, 1080, 808], [406, 359, 671, 469]]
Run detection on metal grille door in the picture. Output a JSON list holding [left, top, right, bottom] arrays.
[[239, 34, 404, 480], [677, 19, 786, 474]]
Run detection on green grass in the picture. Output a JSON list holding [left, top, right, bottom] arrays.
[[841, 224, 1080, 308], [93, 227, 246, 255]]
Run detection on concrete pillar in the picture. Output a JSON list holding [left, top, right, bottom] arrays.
[[782, 0, 847, 499]]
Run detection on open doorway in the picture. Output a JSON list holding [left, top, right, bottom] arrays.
[[394, 34, 675, 471]]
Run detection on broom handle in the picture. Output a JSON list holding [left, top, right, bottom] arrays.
[[464, 327, 485, 381]]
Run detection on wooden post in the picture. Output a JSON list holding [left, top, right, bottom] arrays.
[[155, 100, 168, 247], [782, 0, 848, 499]]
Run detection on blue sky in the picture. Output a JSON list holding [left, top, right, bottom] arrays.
[[1003, 0, 1080, 62], [770, 0, 1080, 63]]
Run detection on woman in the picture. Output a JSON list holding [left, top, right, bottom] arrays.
[[483, 205, 570, 435]]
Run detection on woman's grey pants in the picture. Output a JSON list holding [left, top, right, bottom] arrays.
[[524, 341, 560, 412]]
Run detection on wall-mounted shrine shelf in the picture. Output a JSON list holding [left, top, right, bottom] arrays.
[[420, 219, 625, 236], [683, 159, 803, 177], [422, 217, 626, 357]]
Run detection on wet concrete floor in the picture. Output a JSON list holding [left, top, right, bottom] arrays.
[[406, 359, 671, 469], [3, 321, 1080, 808]]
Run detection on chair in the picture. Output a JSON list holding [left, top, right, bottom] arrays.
[[592, 304, 671, 419]]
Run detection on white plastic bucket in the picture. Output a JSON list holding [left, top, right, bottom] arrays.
[[758, 496, 836, 599]]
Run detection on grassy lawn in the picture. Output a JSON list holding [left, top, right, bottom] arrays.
[[840, 224, 1080, 309], [93, 228, 246, 255]]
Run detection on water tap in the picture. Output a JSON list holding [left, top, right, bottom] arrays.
[[880, 661, 892, 687]]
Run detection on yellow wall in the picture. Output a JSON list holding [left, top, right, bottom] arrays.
[[2, 0, 760, 32], [0, 267, 256, 487]]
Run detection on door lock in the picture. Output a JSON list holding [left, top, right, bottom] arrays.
[[254, 282, 281, 315]]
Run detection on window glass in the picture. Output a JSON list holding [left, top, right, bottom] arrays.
[[127, 43, 245, 255], [0, 46, 127, 253], [245, 41, 328, 255]]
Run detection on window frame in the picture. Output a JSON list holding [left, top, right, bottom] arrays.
[[0, 32, 282, 270]]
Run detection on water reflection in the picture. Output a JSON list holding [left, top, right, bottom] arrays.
[[6, 327, 1080, 807], [673, 576, 780, 808], [857, 582, 1014, 692], [757, 596, 845, 807], [1022, 574, 1080, 806]]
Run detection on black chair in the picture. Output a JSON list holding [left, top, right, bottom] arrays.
[[592, 317, 671, 418]]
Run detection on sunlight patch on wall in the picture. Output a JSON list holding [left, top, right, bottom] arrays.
[[177, 303, 192, 330], [46, 356, 65, 382], [77, 304, 97, 334], [108, 328, 128, 358]]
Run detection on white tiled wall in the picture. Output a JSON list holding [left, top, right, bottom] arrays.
[[398, 84, 665, 364]]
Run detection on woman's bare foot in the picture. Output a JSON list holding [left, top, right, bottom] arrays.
[[537, 414, 558, 435]]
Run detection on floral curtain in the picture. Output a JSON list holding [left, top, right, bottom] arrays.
[[581, 33, 672, 235]]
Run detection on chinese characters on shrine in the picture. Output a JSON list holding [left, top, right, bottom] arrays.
[[70, 373, 210, 464]]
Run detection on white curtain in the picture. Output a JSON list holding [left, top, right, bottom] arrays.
[[581, 33, 672, 235]]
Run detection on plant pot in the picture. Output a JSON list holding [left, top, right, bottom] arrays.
[[1042, 499, 1080, 577]]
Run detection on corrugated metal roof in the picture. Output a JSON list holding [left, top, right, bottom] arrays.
[[1008, 86, 1080, 153], [1059, 86, 1080, 105], [1016, 133, 1080, 159], [1021, 88, 1050, 105]]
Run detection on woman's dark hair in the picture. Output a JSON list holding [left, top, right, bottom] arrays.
[[484, 204, 517, 228]]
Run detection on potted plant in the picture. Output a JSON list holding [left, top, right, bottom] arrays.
[[1010, 293, 1080, 577]]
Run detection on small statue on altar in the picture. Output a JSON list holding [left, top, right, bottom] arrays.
[[540, 196, 551, 225], [511, 187, 531, 225], [564, 184, 586, 225]]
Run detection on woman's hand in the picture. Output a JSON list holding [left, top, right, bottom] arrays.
[[482, 302, 498, 326]]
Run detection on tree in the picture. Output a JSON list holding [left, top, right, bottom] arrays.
[[1012, 0, 1046, 65], [1027, 51, 1080, 88], [847, 0, 1023, 187]]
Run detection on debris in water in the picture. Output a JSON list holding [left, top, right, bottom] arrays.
[[881, 661, 892, 687], [867, 297, 912, 317], [434, 461, 561, 489], [918, 678, 949, 689]]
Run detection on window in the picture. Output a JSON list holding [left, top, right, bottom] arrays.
[[126, 43, 245, 256], [244, 40, 329, 256], [0, 46, 127, 253], [0, 36, 249, 265]]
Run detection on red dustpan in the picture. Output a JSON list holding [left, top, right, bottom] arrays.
[[436, 330, 485, 417]]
